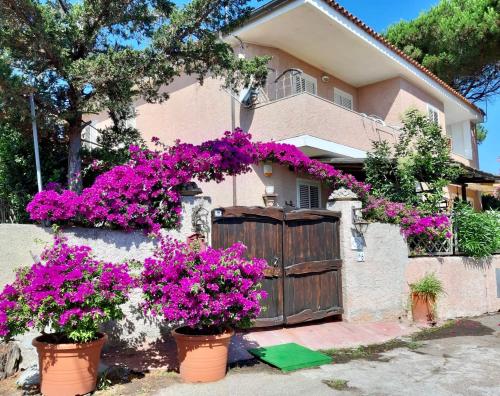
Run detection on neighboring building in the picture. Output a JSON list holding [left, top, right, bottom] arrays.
[[89, 0, 494, 210]]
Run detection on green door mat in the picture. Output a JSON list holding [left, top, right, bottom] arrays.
[[248, 343, 332, 372]]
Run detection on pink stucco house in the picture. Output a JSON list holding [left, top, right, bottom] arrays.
[[87, 0, 490, 210]]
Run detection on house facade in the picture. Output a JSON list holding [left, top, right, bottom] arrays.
[[87, 0, 485, 210]]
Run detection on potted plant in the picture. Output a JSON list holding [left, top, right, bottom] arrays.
[[141, 237, 267, 383], [0, 232, 134, 396], [409, 273, 444, 323]]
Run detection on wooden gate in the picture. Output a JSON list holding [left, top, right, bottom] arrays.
[[211, 207, 342, 327]]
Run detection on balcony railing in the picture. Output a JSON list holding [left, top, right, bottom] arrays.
[[236, 73, 401, 152], [246, 69, 400, 131]]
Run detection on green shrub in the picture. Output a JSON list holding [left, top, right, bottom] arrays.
[[454, 203, 500, 258], [482, 194, 500, 210], [409, 273, 444, 300]]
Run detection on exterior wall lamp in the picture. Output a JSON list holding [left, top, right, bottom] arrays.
[[352, 206, 369, 235], [263, 163, 273, 177]]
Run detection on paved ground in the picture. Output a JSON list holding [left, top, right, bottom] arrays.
[[2, 314, 500, 396], [101, 318, 417, 370]]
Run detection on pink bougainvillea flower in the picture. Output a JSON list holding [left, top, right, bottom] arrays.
[[140, 237, 267, 330]]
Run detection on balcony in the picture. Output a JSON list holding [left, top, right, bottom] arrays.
[[239, 70, 401, 155]]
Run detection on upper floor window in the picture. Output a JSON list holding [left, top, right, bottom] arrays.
[[333, 88, 353, 110], [447, 121, 473, 160], [293, 72, 317, 95], [82, 122, 99, 148], [427, 104, 439, 125], [297, 179, 320, 209]]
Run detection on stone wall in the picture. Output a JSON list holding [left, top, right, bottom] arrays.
[[327, 191, 409, 322], [327, 190, 500, 323], [0, 196, 211, 368], [406, 255, 500, 320]]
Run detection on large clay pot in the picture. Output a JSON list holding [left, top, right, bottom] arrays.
[[411, 293, 435, 323], [32, 333, 107, 396], [172, 327, 234, 383]]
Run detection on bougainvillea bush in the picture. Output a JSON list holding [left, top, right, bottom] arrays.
[[27, 130, 257, 233], [26, 129, 447, 240], [140, 237, 267, 333], [0, 233, 135, 343], [26, 130, 370, 234], [255, 142, 371, 198], [362, 197, 451, 240]]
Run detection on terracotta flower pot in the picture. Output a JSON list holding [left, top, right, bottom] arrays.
[[172, 327, 234, 383], [32, 333, 107, 396], [411, 293, 435, 323]]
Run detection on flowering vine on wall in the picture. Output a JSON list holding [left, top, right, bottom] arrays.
[[26, 129, 449, 239]]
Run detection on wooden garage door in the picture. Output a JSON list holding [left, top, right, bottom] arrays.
[[211, 207, 342, 327]]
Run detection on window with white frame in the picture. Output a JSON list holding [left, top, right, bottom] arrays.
[[427, 104, 439, 125], [293, 72, 317, 95], [82, 122, 99, 147], [446, 121, 473, 160], [297, 179, 321, 209], [333, 88, 353, 110]]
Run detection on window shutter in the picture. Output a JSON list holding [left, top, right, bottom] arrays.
[[462, 122, 473, 160], [334, 88, 353, 110], [309, 185, 320, 208], [82, 124, 97, 145], [448, 121, 473, 159], [82, 126, 91, 142], [297, 182, 320, 209], [298, 184, 310, 209], [293, 73, 317, 95]]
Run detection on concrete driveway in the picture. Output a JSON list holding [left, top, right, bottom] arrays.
[[151, 314, 500, 396]]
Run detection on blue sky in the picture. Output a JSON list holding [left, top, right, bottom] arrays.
[[246, 0, 499, 174]]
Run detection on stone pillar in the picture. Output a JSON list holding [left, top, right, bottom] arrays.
[[327, 188, 363, 322]]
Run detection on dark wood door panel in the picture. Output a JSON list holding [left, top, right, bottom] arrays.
[[212, 208, 284, 327], [284, 270, 342, 323], [283, 211, 342, 324], [285, 259, 342, 275]]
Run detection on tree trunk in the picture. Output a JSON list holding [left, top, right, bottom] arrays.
[[67, 116, 83, 192]]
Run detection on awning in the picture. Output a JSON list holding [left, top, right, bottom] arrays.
[[455, 164, 499, 184]]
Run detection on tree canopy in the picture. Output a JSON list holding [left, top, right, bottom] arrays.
[[0, 0, 269, 190], [384, 0, 499, 103]]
